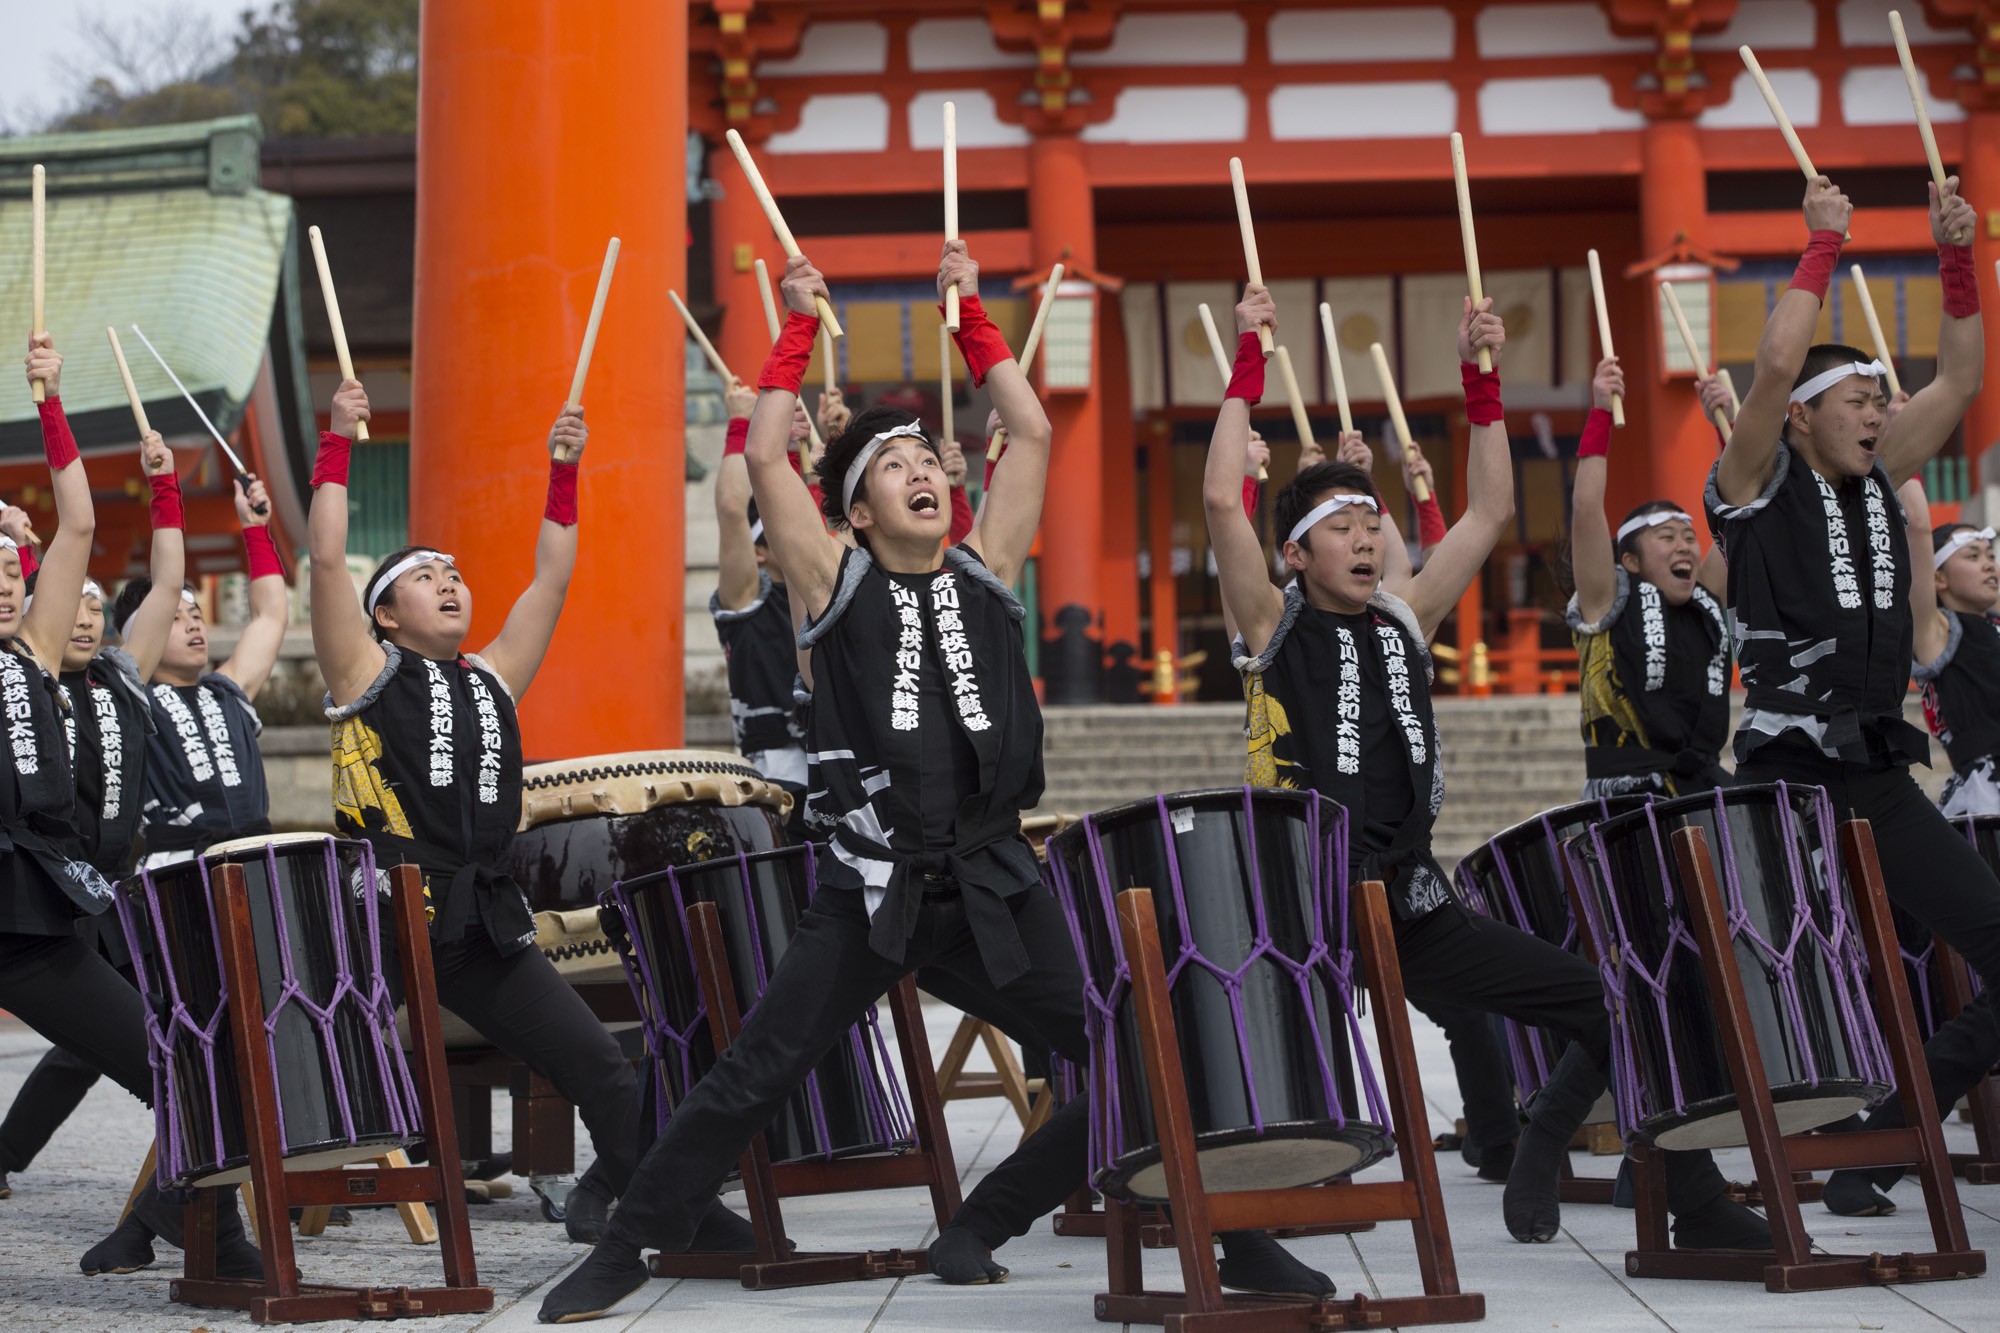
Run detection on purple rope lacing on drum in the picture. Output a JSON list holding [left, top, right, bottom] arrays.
[[350, 842, 421, 1135], [1052, 789, 1386, 1186], [1483, 806, 1599, 1099]]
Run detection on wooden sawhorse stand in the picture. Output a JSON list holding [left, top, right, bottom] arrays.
[[1618, 821, 1984, 1291], [1925, 935, 2000, 1183], [170, 862, 491, 1322], [935, 1015, 1046, 1135], [646, 899, 961, 1290], [1091, 882, 1482, 1330]]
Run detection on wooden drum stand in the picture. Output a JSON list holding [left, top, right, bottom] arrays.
[[645, 899, 962, 1290], [1927, 934, 2000, 1183], [1091, 881, 1483, 1331], [171, 861, 490, 1322]]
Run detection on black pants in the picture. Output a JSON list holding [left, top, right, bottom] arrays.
[[610, 883, 1089, 1250], [387, 926, 641, 1195], [1737, 748, 2000, 1139], [0, 931, 152, 1111], [0, 945, 139, 1174], [1408, 996, 1518, 1152]]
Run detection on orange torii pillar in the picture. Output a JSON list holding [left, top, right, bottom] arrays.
[[1028, 131, 1104, 704], [411, 0, 688, 756], [1639, 116, 1722, 513], [1965, 101, 2000, 492]]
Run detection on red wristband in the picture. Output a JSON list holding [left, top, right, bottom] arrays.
[[1461, 362, 1503, 425], [949, 484, 975, 544], [1416, 496, 1447, 549], [16, 544, 35, 579], [759, 311, 819, 395], [947, 291, 1013, 388], [545, 460, 579, 526], [1226, 332, 1265, 405], [724, 417, 749, 457], [242, 525, 283, 580], [1242, 476, 1260, 520], [148, 472, 185, 530], [36, 397, 79, 471], [1577, 407, 1613, 459], [311, 430, 353, 489], [1940, 242, 1980, 320], [1788, 230, 1844, 301]]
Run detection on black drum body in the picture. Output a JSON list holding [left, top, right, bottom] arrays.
[[1453, 796, 1648, 1111], [1567, 783, 1893, 1150], [118, 834, 419, 1187], [604, 844, 913, 1165], [1046, 787, 1391, 1202]]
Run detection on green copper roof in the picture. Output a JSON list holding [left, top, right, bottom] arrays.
[[0, 117, 306, 460]]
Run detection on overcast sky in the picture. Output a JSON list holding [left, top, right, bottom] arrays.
[[2, 0, 253, 134]]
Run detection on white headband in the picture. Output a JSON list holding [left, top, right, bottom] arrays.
[[841, 421, 931, 514], [1934, 527, 1996, 570], [118, 587, 195, 644], [0, 535, 14, 553], [1286, 494, 1380, 546], [1790, 359, 1888, 405], [33, 578, 104, 618], [367, 550, 455, 616], [749, 520, 766, 545], [1616, 510, 1695, 544]]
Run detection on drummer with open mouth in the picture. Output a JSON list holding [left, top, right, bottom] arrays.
[[1203, 285, 1770, 1252], [1706, 171, 2000, 1219], [542, 241, 1333, 1324]]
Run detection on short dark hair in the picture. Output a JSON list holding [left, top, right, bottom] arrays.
[[111, 576, 197, 638], [363, 544, 433, 641], [1273, 461, 1378, 552], [815, 405, 938, 547], [1614, 500, 1693, 562]]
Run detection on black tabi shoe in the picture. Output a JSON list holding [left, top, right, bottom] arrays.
[[1504, 1045, 1604, 1243], [1215, 1230, 1336, 1300], [288, 1204, 353, 1226], [928, 1224, 1009, 1285], [1612, 1156, 1635, 1209], [80, 1216, 157, 1276], [215, 1188, 266, 1280], [1821, 1168, 1897, 1217], [686, 1197, 769, 1255], [563, 1178, 613, 1245], [1671, 1194, 1774, 1252], [1476, 1138, 1517, 1183], [539, 1238, 650, 1324]]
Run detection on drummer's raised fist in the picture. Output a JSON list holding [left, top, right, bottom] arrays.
[[235, 474, 272, 527], [24, 334, 60, 398], [329, 378, 370, 440], [548, 404, 587, 462], [1803, 176, 1851, 236], [781, 254, 830, 318], [1458, 297, 1505, 368], [937, 239, 978, 303], [140, 430, 174, 477], [1235, 285, 1275, 339]]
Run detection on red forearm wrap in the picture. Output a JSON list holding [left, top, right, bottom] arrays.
[[1461, 362, 1503, 425], [759, 312, 820, 395], [148, 472, 185, 530], [949, 485, 975, 544], [1577, 407, 1613, 460], [242, 525, 284, 581], [311, 430, 353, 489], [1416, 496, 1447, 549], [947, 292, 1013, 388], [1789, 230, 1844, 301], [37, 397, 78, 471], [1940, 242, 1980, 320], [17, 545, 37, 579], [1242, 476, 1260, 520], [1226, 332, 1265, 405], [724, 417, 750, 457], [545, 460, 579, 527]]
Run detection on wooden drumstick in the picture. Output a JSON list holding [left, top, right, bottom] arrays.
[[1199, 303, 1265, 480], [1368, 342, 1420, 462], [1848, 264, 1904, 399], [939, 323, 955, 452], [307, 225, 369, 442], [942, 101, 960, 333], [30, 164, 45, 405], [668, 288, 732, 383], [1228, 157, 1273, 358], [1585, 249, 1625, 428], [1317, 303, 1354, 437], [1450, 133, 1492, 374], [563, 237, 620, 458], [1740, 46, 1849, 241], [106, 327, 150, 438], [1717, 367, 1741, 416], [725, 128, 843, 338], [991, 264, 1064, 464], [1274, 346, 1315, 455], [1659, 281, 1732, 442], [1890, 11, 1968, 245], [750, 259, 823, 464]]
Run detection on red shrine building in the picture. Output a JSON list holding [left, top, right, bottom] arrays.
[[683, 0, 2000, 708]]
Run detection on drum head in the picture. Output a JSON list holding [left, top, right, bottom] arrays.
[[519, 750, 792, 830], [1111, 1123, 1392, 1202], [205, 831, 341, 858]]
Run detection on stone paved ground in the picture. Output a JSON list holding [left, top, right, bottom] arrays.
[[0, 1004, 1995, 1332]]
